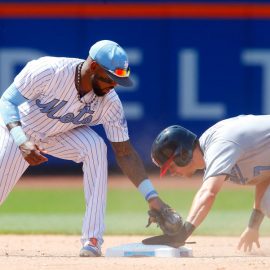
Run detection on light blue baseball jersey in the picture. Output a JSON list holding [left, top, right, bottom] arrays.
[[199, 115, 270, 185]]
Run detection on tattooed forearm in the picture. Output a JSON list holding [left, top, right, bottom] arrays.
[[111, 140, 148, 187]]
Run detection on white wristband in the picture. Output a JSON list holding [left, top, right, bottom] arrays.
[[10, 126, 28, 146], [138, 179, 158, 201]]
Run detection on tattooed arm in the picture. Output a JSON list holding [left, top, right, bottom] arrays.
[[111, 140, 165, 209], [111, 140, 148, 187]]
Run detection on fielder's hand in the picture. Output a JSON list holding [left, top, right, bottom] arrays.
[[19, 140, 48, 166], [146, 197, 184, 236], [146, 205, 183, 236]]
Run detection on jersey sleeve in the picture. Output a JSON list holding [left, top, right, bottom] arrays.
[[13, 57, 53, 99], [203, 140, 244, 181], [102, 96, 129, 142]]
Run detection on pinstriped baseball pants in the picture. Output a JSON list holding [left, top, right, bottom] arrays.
[[0, 124, 107, 245]]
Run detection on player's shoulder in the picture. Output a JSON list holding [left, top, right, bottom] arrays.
[[34, 56, 82, 70], [199, 115, 252, 151], [17, 56, 56, 79], [201, 116, 242, 138], [104, 89, 121, 103], [99, 89, 124, 111], [26, 56, 82, 72], [199, 117, 234, 150]]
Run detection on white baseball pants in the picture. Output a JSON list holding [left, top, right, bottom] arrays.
[[0, 124, 107, 245]]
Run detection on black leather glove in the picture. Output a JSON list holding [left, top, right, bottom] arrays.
[[146, 204, 184, 236], [143, 221, 196, 248]]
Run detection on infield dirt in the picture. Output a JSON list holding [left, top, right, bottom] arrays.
[[0, 175, 268, 269], [0, 235, 270, 270]]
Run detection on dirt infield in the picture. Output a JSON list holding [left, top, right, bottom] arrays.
[[0, 235, 270, 270], [1, 175, 265, 269]]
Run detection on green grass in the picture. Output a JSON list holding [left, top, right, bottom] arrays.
[[0, 187, 269, 235]]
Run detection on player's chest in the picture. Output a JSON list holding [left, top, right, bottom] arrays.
[[34, 95, 100, 125]]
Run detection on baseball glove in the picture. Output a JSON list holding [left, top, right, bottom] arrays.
[[143, 221, 196, 247], [142, 234, 185, 248], [146, 204, 183, 236]]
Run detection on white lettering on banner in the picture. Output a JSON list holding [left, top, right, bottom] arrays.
[[119, 48, 143, 120], [178, 49, 226, 120], [0, 48, 143, 120], [122, 102, 143, 120], [242, 50, 270, 115], [0, 48, 45, 93]]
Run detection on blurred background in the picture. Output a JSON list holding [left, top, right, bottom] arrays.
[[2, 0, 270, 173], [0, 0, 270, 236]]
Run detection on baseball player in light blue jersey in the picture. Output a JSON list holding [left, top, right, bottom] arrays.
[[143, 115, 270, 252], [0, 40, 181, 257]]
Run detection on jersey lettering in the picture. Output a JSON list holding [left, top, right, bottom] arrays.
[[230, 165, 247, 184], [254, 166, 270, 176], [36, 98, 94, 125]]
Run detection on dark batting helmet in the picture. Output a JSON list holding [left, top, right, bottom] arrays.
[[151, 125, 197, 176]]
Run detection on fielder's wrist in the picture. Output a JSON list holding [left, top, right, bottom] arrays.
[[138, 179, 158, 201], [9, 125, 28, 146], [248, 208, 264, 230]]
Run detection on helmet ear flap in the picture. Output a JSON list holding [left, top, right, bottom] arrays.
[[174, 147, 193, 167]]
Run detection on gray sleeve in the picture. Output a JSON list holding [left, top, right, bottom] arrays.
[[203, 140, 244, 181]]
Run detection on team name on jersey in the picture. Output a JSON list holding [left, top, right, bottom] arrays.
[[36, 98, 94, 125], [230, 165, 247, 185]]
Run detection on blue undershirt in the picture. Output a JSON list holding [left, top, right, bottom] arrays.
[[0, 83, 28, 124], [0, 84, 29, 145]]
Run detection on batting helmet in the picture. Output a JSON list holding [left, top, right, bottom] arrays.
[[151, 125, 197, 176]]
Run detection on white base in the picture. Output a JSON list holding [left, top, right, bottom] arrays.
[[105, 242, 193, 257]]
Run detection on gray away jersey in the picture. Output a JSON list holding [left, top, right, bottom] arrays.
[[199, 115, 270, 185], [13, 56, 129, 142]]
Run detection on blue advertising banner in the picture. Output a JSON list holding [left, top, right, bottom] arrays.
[[1, 1, 270, 169]]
